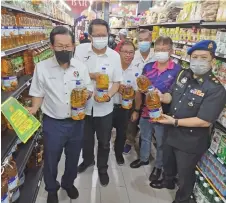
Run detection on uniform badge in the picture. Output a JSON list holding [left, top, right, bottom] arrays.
[[73, 71, 79, 78], [188, 101, 193, 107], [208, 42, 213, 50], [181, 77, 187, 84], [198, 78, 203, 83], [190, 89, 205, 97]]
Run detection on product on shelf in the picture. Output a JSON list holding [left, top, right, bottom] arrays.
[[218, 107, 226, 128], [216, 0, 226, 21], [146, 86, 162, 121], [1, 167, 10, 203], [1, 113, 8, 132], [122, 80, 134, 110], [210, 128, 223, 154], [109, 17, 125, 28], [96, 67, 109, 102], [215, 31, 226, 57], [1, 58, 18, 92], [27, 141, 44, 168], [71, 80, 86, 121], [217, 135, 226, 164], [201, 0, 219, 22]]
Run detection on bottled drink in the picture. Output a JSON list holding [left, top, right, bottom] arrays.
[[136, 75, 151, 92], [122, 80, 134, 110], [203, 182, 209, 196], [96, 67, 109, 102], [199, 176, 205, 191], [214, 197, 223, 203], [71, 80, 86, 120], [146, 86, 162, 121], [208, 189, 215, 203]]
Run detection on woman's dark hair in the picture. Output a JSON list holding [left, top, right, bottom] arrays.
[[155, 36, 173, 48], [119, 40, 135, 51], [88, 19, 109, 35], [50, 26, 74, 45]]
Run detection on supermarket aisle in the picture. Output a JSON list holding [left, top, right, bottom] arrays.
[[36, 134, 176, 203]]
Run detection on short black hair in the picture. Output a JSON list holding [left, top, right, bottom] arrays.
[[88, 19, 109, 35], [155, 36, 173, 48], [50, 26, 74, 45], [119, 40, 135, 51]]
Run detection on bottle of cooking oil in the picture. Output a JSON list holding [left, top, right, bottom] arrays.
[[1, 58, 18, 92], [71, 80, 86, 120], [146, 86, 162, 121], [136, 75, 151, 92], [96, 67, 109, 102], [122, 80, 134, 110]]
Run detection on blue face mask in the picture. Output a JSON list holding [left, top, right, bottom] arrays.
[[138, 41, 151, 53]]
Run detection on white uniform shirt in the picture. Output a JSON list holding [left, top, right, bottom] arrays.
[[132, 49, 155, 72], [75, 43, 123, 117], [29, 56, 93, 119], [113, 64, 142, 104]]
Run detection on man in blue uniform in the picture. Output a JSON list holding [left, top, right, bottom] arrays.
[[150, 40, 226, 203]]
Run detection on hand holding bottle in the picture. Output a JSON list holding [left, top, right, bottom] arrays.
[[154, 88, 164, 102], [94, 93, 110, 103], [119, 84, 126, 95]]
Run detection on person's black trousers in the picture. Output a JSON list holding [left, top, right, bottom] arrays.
[[43, 115, 84, 193], [82, 112, 113, 174], [112, 104, 130, 157], [163, 143, 204, 203]]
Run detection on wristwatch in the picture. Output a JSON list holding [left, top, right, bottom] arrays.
[[174, 119, 179, 127], [106, 95, 111, 102], [134, 109, 140, 113]]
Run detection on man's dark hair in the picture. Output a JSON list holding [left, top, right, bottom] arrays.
[[155, 36, 173, 48], [119, 40, 135, 51], [88, 19, 109, 35], [50, 26, 74, 45]]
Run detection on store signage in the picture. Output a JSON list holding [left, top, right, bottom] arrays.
[[1, 97, 41, 143]]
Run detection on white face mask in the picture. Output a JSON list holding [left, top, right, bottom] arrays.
[[190, 59, 212, 75], [92, 37, 108, 50], [155, 52, 169, 63]]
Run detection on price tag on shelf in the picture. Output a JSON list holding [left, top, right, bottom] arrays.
[[217, 157, 224, 165], [1, 52, 6, 57]]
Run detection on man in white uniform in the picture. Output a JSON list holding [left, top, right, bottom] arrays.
[[112, 40, 141, 165], [28, 26, 93, 203], [124, 29, 155, 154], [75, 19, 123, 186]]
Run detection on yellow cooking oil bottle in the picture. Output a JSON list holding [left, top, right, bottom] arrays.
[[146, 86, 162, 121], [96, 67, 109, 102], [136, 75, 151, 92], [122, 80, 134, 110], [71, 80, 86, 120]]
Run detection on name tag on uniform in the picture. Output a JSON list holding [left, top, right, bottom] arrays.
[[176, 77, 187, 88], [190, 89, 205, 97]]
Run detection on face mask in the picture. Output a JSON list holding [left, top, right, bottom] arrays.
[[138, 41, 151, 53], [92, 37, 108, 50], [190, 59, 212, 75], [55, 50, 73, 64], [155, 52, 169, 63]]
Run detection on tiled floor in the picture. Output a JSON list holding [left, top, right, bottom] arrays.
[[36, 134, 176, 203]]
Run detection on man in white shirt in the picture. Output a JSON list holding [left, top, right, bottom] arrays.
[[75, 19, 123, 186], [28, 26, 93, 203], [112, 40, 141, 165], [124, 29, 155, 154]]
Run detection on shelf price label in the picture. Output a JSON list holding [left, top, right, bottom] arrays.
[[1, 97, 41, 143]]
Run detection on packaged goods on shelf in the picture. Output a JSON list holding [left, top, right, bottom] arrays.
[[218, 108, 226, 128], [125, 16, 140, 27], [216, 0, 226, 21], [198, 149, 226, 196], [1, 167, 10, 203], [109, 17, 125, 28], [152, 26, 160, 42], [215, 31, 226, 57], [214, 61, 226, 89], [201, 0, 219, 22], [210, 129, 224, 154]]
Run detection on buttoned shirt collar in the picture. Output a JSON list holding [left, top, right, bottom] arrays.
[[153, 59, 174, 75]]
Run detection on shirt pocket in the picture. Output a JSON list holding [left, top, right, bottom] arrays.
[[186, 93, 204, 110]]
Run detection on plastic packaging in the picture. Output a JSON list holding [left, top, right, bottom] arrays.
[[136, 75, 151, 92], [96, 67, 109, 102], [122, 80, 134, 110]]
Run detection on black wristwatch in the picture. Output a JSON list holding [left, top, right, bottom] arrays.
[[174, 119, 179, 127], [134, 109, 140, 113], [106, 95, 111, 102]]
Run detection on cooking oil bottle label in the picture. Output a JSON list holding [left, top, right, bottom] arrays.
[[148, 108, 162, 119], [2, 76, 17, 87], [71, 107, 85, 120], [1, 192, 9, 203], [96, 89, 108, 99], [8, 174, 19, 191], [122, 99, 133, 109]]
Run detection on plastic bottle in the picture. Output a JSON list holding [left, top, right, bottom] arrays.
[[136, 75, 151, 92], [96, 67, 109, 102], [146, 86, 162, 121], [122, 80, 134, 110], [208, 189, 215, 203], [214, 197, 223, 203], [203, 182, 209, 196], [71, 80, 86, 120]]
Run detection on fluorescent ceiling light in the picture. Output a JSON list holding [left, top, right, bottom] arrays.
[[59, 0, 71, 11]]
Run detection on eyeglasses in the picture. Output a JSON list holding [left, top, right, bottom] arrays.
[[54, 45, 74, 51], [120, 51, 135, 55]]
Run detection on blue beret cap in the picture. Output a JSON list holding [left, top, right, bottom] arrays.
[[187, 40, 217, 55]]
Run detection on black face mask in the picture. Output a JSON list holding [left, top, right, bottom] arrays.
[[55, 50, 73, 64]]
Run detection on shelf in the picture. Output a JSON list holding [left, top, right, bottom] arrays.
[[17, 164, 44, 203], [1, 129, 18, 161], [1, 75, 32, 104], [1, 3, 71, 25], [197, 166, 226, 203], [173, 40, 196, 46], [1, 39, 49, 57], [14, 129, 40, 176], [201, 21, 226, 27]]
